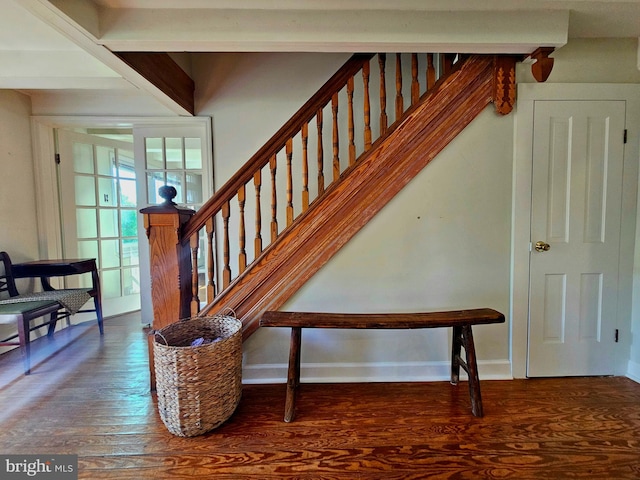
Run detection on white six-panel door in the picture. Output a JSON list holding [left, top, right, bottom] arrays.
[[528, 100, 626, 377]]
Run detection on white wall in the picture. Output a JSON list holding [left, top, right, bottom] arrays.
[[0, 90, 41, 351]]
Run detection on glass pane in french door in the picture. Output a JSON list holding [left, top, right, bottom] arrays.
[[57, 129, 140, 318], [143, 136, 206, 210]]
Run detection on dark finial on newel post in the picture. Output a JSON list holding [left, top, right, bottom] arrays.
[[158, 185, 178, 206]]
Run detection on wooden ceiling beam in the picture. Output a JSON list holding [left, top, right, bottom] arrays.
[[114, 52, 195, 115]]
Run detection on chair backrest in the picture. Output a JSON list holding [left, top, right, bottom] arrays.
[[0, 251, 20, 298]]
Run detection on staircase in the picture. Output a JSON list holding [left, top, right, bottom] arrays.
[[143, 52, 518, 340]]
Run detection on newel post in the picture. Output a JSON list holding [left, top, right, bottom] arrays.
[[141, 186, 195, 390]]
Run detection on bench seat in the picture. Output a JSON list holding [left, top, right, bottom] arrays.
[[260, 308, 505, 422]]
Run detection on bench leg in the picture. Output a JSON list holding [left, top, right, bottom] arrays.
[[284, 326, 301, 422], [461, 325, 483, 417], [450, 325, 484, 417], [451, 325, 462, 385]]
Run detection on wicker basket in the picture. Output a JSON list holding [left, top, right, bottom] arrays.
[[153, 314, 242, 437]]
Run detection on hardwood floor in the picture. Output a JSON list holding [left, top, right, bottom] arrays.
[[1, 314, 639, 479]]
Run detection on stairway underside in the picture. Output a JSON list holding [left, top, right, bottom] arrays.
[[200, 55, 496, 338]]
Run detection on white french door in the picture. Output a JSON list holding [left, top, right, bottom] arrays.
[[57, 130, 141, 317], [133, 124, 213, 321]]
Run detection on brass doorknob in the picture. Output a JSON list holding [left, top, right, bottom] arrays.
[[535, 241, 551, 252]]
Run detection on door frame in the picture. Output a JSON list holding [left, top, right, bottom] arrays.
[[30, 116, 213, 319], [512, 84, 640, 378]]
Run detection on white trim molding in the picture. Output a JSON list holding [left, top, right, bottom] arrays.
[[242, 359, 512, 384], [628, 359, 640, 384]]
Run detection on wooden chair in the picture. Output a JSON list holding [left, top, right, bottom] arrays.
[[0, 252, 71, 374]]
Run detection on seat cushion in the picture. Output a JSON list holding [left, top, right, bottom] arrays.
[[0, 300, 60, 324]]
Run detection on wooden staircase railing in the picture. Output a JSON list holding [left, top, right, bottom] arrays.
[[185, 53, 461, 312], [143, 53, 519, 347]]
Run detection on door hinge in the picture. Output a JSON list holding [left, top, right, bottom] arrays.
[[615, 329, 619, 343], [55, 153, 61, 165], [623, 130, 627, 144]]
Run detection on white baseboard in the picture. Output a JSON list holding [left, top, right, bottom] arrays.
[[627, 359, 640, 384], [242, 359, 512, 384]]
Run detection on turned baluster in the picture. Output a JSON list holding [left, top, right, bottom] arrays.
[[378, 53, 388, 136], [332, 93, 340, 181], [221, 200, 231, 288], [442, 54, 454, 76], [347, 76, 356, 166], [427, 53, 436, 90], [270, 154, 278, 242], [286, 138, 294, 227], [254, 170, 263, 256], [190, 232, 200, 315], [205, 217, 216, 301], [363, 60, 372, 151], [301, 122, 310, 211], [317, 109, 325, 196], [395, 53, 403, 120], [238, 184, 247, 274], [411, 54, 419, 105]]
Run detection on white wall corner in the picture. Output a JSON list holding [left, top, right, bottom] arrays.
[[628, 359, 640, 384]]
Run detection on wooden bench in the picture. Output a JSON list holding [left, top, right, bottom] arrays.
[[260, 308, 505, 422]]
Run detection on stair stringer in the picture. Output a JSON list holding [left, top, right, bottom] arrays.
[[199, 55, 496, 338]]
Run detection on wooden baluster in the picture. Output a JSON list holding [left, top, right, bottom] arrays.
[[205, 217, 216, 301], [286, 139, 294, 227], [301, 122, 310, 211], [427, 53, 436, 90], [222, 200, 231, 288], [347, 76, 356, 166], [254, 170, 262, 256], [411, 53, 419, 105], [190, 232, 200, 315], [395, 53, 403, 120], [378, 53, 388, 136], [238, 184, 247, 274], [317, 109, 325, 196], [270, 154, 278, 242], [363, 60, 372, 152], [442, 54, 454, 76], [332, 93, 340, 181]]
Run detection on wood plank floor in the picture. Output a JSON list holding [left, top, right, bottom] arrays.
[[1, 314, 639, 479]]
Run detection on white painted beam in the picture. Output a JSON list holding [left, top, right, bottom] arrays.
[[94, 9, 569, 54]]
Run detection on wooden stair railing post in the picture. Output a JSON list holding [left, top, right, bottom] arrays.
[[140, 186, 195, 390]]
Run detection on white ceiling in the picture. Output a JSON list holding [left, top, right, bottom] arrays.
[[1, 0, 639, 115]]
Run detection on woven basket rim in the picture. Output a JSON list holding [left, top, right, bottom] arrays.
[[153, 315, 241, 349]]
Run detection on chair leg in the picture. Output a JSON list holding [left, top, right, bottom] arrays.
[[47, 311, 59, 337], [17, 316, 31, 375], [94, 294, 104, 335]]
